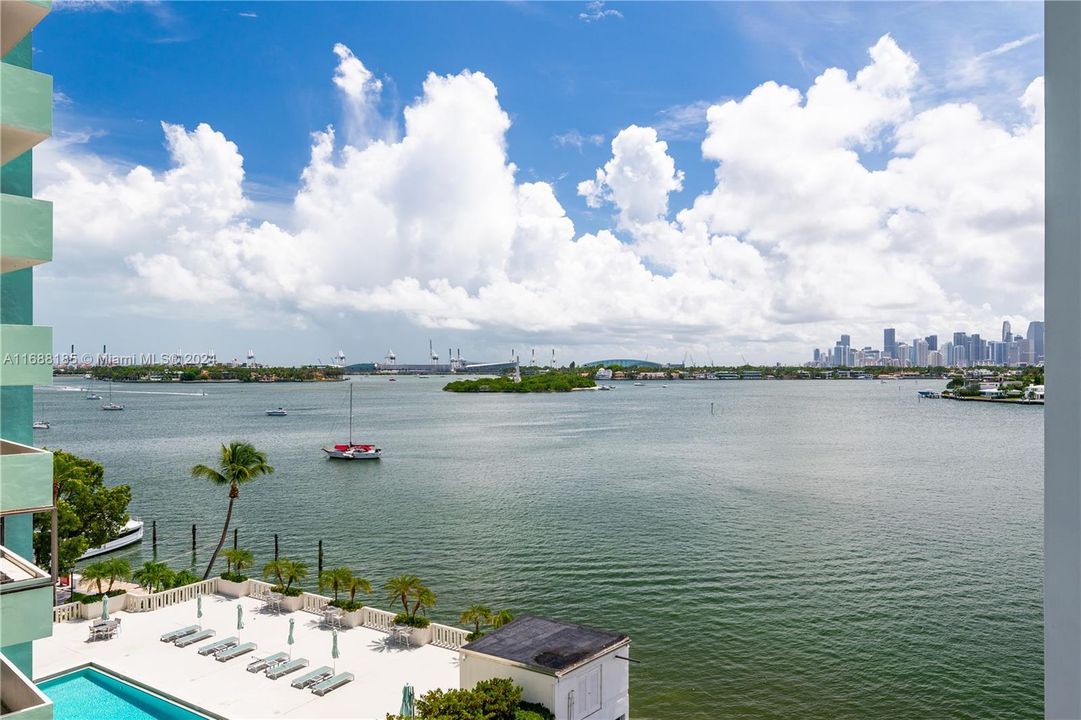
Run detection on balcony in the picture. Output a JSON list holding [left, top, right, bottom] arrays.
[[0, 651, 52, 719], [0, 1, 50, 58], [0, 545, 52, 648], [0, 64, 51, 165], [0, 325, 52, 387], [0, 194, 51, 273], [0, 440, 51, 515]]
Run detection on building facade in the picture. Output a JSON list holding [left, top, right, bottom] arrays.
[[1, 2, 56, 716]]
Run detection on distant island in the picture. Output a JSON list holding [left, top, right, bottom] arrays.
[[443, 373, 595, 393], [56, 364, 344, 383]]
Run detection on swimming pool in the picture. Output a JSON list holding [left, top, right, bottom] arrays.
[[39, 667, 211, 720]]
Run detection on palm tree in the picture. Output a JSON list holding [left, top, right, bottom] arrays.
[[319, 567, 353, 602], [491, 609, 514, 629], [263, 559, 287, 588], [280, 559, 308, 592], [385, 575, 423, 617], [133, 561, 174, 593], [412, 586, 437, 618], [80, 561, 110, 596], [172, 569, 200, 588], [460, 604, 493, 637], [222, 548, 254, 577], [102, 558, 130, 593], [346, 575, 372, 606], [191, 442, 274, 580]]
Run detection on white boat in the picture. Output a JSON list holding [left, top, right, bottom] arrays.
[[102, 380, 124, 411], [323, 384, 381, 460], [266, 407, 288, 416], [78, 519, 144, 560], [633, 382, 645, 387], [598, 385, 614, 391], [85, 392, 102, 400], [32, 420, 50, 430]]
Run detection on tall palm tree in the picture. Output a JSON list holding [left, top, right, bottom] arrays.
[[263, 559, 287, 588], [80, 561, 110, 596], [491, 609, 515, 629], [280, 559, 308, 592], [191, 442, 274, 580], [460, 604, 493, 637], [412, 586, 437, 618], [222, 548, 254, 577], [319, 567, 353, 602]]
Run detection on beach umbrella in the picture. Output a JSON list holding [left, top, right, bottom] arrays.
[[331, 629, 340, 673], [237, 603, 244, 640], [287, 618, 295, 659], [196, 593, 203, 629], [400, 684, 415, 718], [100, 594, 110, 622]]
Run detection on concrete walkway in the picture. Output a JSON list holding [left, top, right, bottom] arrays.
[[34, 594, 459, 718]]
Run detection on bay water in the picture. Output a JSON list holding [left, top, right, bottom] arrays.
[[39, 377, 1043, 718]]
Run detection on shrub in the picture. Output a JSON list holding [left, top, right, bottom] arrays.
[[415, 677, 521, 720], [516, 703, 554, 720], [330, 599, 364, 612], [394, 612, 430, 628], [220, 571, 248, 583], [271, 584, 304, 597]]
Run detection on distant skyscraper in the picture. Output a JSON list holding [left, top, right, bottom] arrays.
[[1026, 321, 1045, 362], [883, 328, 896, 359], [953, 331, 968, 350], [895, 342, 910, 367], [924, 335, 937, 351], [915, 339, 930, 366], [813, 349, 820, 363], [1002, 321, 1012, 343], [928, 350, 944, 367], [840, 334, 851, 347], [968, 334, 984, 366]]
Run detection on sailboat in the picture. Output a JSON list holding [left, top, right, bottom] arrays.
[[323, 383, 381, 460], [102, 380, 124, 411]]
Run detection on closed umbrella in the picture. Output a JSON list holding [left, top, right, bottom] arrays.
[[237, 603, 244, 641], [400, 684, 415, 718], [196, 593, 203, 630], [287, 617, 295, 659], [331, 629, 340, 673], [100, 593, 110, 623]]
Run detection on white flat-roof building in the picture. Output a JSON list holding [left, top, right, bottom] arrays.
[[460, 616, 630, 720]]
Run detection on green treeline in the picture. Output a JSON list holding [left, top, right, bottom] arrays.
[[62, 365, 344, 383], [443, 373, 595, 393]]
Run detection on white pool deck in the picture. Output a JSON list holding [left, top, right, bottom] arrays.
[[34, 594, 460, 719]]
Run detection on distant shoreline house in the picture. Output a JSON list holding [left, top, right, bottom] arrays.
[[461, 615, 631, 720]]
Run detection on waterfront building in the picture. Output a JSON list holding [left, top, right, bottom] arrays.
[[1026, 321, 1045, 363], [0, 1, 56, 716], [895, 342, 910, 367], [915, 339, 929, 367], [883, 328, 896, 360], [928, 350, 944, 367]]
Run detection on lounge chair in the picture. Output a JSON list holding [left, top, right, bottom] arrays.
[[175, 629, 215, 647], [311, 672, 354, 696], [290, 666, 333, 689], [247, 652, 287, 673], [161, 625, 199, 643], [266, 658, 308, 679], [216, 642, 257, 662], [198, 636, 239, 656]]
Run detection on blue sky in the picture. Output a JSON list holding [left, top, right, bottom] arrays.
[[33, 2, 1044, 365]]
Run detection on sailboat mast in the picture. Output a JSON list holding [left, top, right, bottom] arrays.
[[348, 383, 353, 445]]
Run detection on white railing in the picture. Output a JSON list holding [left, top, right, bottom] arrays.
[[362, 606, 398, 631], [431, 622, 469, 649], [248, 579, 274, 599], [53, 602, 80, 623], [126, 578, 218, 613], [301, 592, 330, 615]]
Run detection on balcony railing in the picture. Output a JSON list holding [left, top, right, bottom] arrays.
[[0, 193, 52, 274], [0, 439, 52, 515], [0, 650, 52, 719], [0, 544, 52, 647], [0, 63, 52, 165]]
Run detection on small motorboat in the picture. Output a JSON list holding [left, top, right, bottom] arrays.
[[633, 382, 645, 387], [78, 519, 144, 560], [32, 420, 50, 429], [85, 393, 102, 400], [388, 377, 396, 382], [266, 408, 288, 416]]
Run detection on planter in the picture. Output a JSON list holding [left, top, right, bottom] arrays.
[[407, 625, 432, 647], [280, 594, 303, 612], [218, 578, 250, 598], [80, 593, 128, 618], [340, 608, 363, 628]]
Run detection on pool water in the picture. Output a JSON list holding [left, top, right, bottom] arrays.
[[39, 668, 208, 720]]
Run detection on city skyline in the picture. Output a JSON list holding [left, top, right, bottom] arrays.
[[33, 2, 1043, 364]]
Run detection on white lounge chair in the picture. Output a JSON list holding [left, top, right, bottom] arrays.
[[160, 625, 199, 642], [291, 666, 333, 689], [312, 672, 354, 696], [266, 658, 308, 679], [216, 642, 257, 662], [175, 629, 215, 647], [198, 636, 238, 656], [247, 652, 287, 673]]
